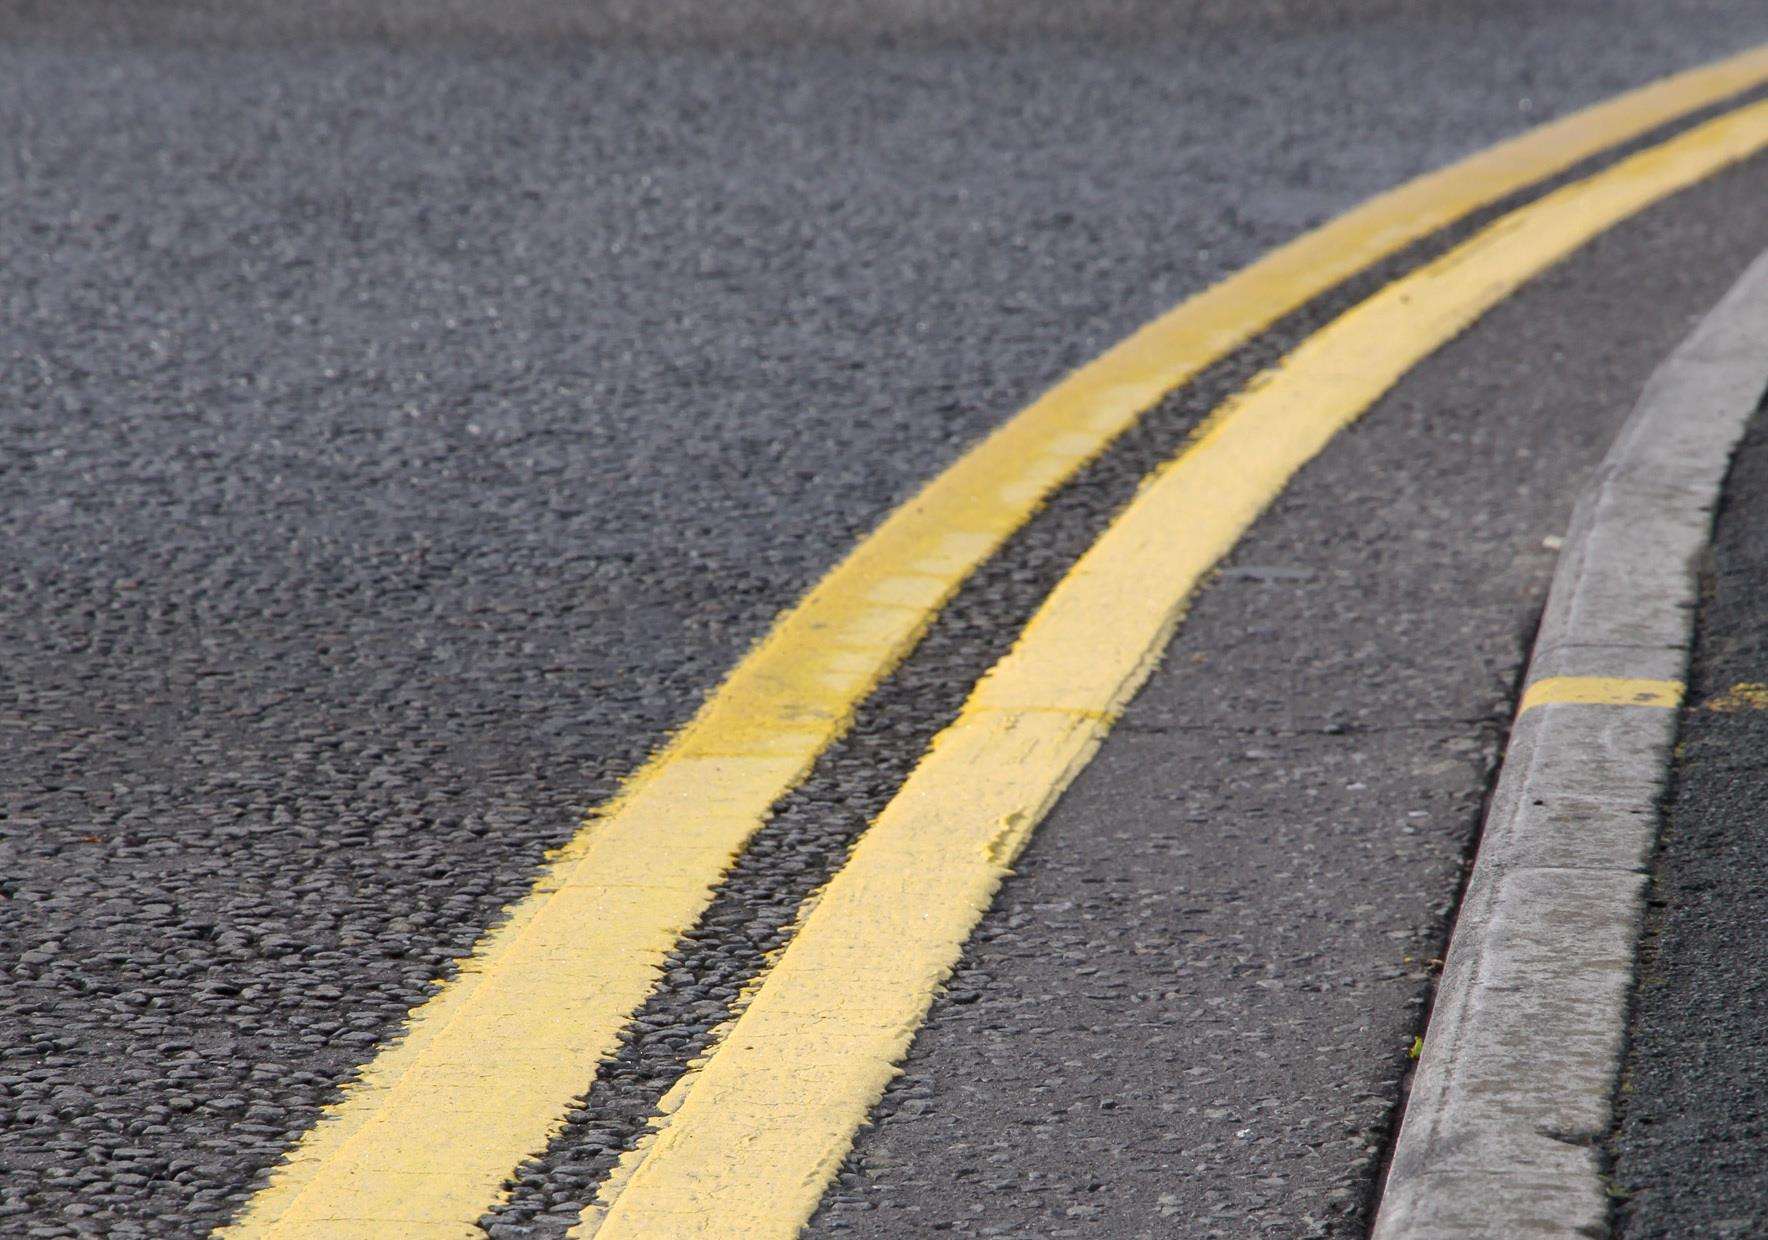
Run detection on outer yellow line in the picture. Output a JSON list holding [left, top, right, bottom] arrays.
[[222, 47, 1768, 1240], [584, 100, 1768, 1240], [1518, 675, 1684, 713]]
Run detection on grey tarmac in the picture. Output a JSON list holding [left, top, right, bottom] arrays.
[[3, 3, 1768, 1238]]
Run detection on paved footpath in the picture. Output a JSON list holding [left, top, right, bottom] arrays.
[[4, 4, 1768, 1238]]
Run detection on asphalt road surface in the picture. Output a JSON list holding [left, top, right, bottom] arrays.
[[4, 3, 1768, 1237]]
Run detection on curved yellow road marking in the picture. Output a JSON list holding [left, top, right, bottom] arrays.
[[1518, 675, 1684, 713], [224, 46, 1768, 1239], [584, 99, 1768, 1240]]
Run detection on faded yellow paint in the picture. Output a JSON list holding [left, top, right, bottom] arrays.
[[1703, 681, 1768, 712], [1519, 675, 1685, 714], [224, 46, 1768, 1239], [583, 99, 1768, 1240]]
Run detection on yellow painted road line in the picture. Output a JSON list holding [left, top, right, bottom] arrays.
[[223, 47, 1768, 1239], [584, 100, 1768, 1240], [1518, 675, 1684, 713], [1706, 681, 1768, 711]]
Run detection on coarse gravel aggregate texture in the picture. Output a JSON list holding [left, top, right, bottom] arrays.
[[1611, 389, 1768, 1240], [3, 3, 1768, 1237]]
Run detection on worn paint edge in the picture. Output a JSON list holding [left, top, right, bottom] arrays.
[[1372, 248, 1768, 1237]]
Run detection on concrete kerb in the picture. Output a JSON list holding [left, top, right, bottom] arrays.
[[1371, 246, 1768, 1239]]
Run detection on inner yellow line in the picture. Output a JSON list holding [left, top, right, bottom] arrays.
[[1518, 675, 1684, 713], [221, 45, 1768, 1240], [583, 99, 1768, 1240]]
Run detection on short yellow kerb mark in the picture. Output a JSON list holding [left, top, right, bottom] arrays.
[[584, 98, 1768, 1240], [1518, 676, 1685, 714], [224, 44, 1768, 1240]]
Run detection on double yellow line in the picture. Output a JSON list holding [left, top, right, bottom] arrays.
[[225, 47, 1768, 1240]]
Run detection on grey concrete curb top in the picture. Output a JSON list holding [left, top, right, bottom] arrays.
[[1371, 247, 1768, 1239]]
